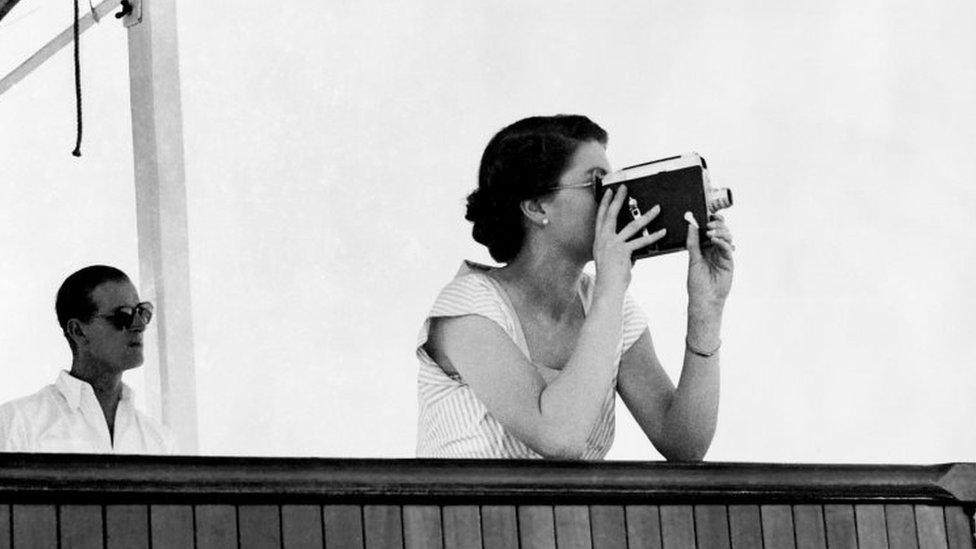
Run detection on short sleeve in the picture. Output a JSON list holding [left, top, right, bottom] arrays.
[[416, 273, 515, 362], [621, 291, 650, 353]]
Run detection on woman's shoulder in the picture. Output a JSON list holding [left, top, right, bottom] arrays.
[[429, 261, 507, 318]]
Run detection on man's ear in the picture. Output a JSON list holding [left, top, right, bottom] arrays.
[[66, 319, 88, 348], [519, 197, 549, 228]]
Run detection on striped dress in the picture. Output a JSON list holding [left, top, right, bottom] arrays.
[[415, 261, 648, 459]]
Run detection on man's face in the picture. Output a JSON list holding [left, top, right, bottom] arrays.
[[78, 279, 147, 372]]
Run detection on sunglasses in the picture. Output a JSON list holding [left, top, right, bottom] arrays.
[[542, 172, 604, 194], [94, 302, 154, 330]]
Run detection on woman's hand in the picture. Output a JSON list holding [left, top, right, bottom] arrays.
[[593, 186, 667, 296], [685, 213, 734, 308]]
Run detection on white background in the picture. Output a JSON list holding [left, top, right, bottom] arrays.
[[1, 1, 974, 463]]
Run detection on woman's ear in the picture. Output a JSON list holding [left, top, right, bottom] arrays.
[[519, 198, 550, 228]]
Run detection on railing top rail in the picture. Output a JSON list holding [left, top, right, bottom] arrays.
[[0, 454, 973, 505]]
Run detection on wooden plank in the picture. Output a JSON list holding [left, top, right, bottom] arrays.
[[886, 504, 920, 549], [554, 506, 591, 549], [761, 505, 796, 549], [625, 505, 661, 549], [195, 505, 237, 549], [695, 505, 730, 549], [792, 505, 826, 549], [324, 505, 364, 548], [589, 505, 626, 549], [945, 506, 974, 549], [59, 505, 103, 549], [915, 505, 949, 549], [127, 0, 198, 450], [443, 506, 481, 548], [824, 504, 857, 549], [728, 505, 762, 549], [518, 506, 556, 549], [481, 506, 518, 549], [659, 505, 695, 549], [364, 505, 403, 548], [239, 505, 281, 549], [855, 504, 889, 549], [281, 505, 324, 549], [0, 504, 10, 549], [403, 506, 441, 549], [12, 505, 57, 549], [106, 505, 149, 549], [150, 505, 194, 549]]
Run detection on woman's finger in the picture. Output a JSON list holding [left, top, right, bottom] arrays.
[[604, 185, 628, 228], [594, 185, 613, 229], [625, 227, 667, 251], [617, 204, 660, 241], [706, 227, 733, 245], [709, 237, 735, 260]]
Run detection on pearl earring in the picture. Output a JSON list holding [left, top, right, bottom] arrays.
[[542, 218, 550, 226]]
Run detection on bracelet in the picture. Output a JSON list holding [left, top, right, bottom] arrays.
[[686, 338, 721, 358]]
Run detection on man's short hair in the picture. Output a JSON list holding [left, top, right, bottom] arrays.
[[56, 265, 131, 346]]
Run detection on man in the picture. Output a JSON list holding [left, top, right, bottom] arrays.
[[0, 265, 176, 453]]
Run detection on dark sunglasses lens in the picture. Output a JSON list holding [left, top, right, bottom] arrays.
[[137, 306, 153, 325], [109, 311, 134, 330]]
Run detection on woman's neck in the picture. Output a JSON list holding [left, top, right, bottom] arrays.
[[493, 245, 585, 321]]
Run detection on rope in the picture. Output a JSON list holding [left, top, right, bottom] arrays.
[[71, 0, 82, 157]]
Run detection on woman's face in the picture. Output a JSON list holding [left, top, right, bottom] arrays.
[[539, 140, 611, 260]]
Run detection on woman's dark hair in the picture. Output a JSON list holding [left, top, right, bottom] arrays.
[[465, 114, 608, 263]]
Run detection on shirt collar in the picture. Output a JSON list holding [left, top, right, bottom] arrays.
[[56, 370, 134, 410]]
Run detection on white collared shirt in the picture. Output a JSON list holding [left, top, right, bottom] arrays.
[[0, 370, 177, 454]]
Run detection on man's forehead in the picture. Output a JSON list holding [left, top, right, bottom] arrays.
[[90, 279, 139, 308]]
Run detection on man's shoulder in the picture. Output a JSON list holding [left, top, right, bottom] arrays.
[[0, 384, 59, 419]]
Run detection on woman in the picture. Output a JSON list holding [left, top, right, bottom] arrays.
[[415, 115, 734, 459]]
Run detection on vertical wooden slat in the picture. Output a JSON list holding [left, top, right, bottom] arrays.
[[12, 505, 57, 549], [915, 506, 949, 549], [855, 504, 889, 549], [150, 505, 194, 549], [481, 506, 518, 549], [728, 505, 762, 549], [824, 504, 858, 549], [106, 505, 149, 549], [694, 505, 730, 549], [324, 505, 364, 549], [792, 505, 826, 549], [364, 505, 403, 548], [518, 506, 556, 549], [761, 505, 796, 549], [554, 506, 591, 549], [886, 504, 920, 549], [59, 505, 102, 549], [195, 505, 238, 549], [239, 505, 281, 549], [281, 505, 324, 549], [443, 506, 481, 548], [625, 506, 662, 549], [945, 506, 974, 549], [659, 505, 695, 549], [0, 505, 10, 549], [403, 506, 441, 549], [589, 506, 626, 549]]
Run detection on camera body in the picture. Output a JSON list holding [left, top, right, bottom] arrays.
[[598, 152, 732, 260]]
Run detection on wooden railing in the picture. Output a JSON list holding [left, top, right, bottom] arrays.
[[0, 454, 973, 548]]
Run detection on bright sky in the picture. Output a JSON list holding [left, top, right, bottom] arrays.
[[1, 1, 974, 463]]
